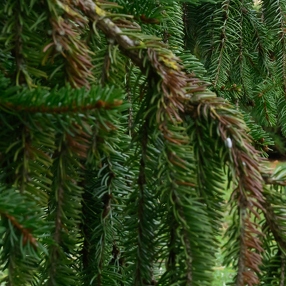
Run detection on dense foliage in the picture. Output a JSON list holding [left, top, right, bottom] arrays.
[[0, 0, 286, 285]]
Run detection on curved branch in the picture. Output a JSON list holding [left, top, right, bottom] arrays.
[[81, 1, 142, 67], [187, 94, 265, 286], [81, 1, 188, 97]]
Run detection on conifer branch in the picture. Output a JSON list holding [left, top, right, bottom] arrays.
[[2, 1, 286, 284], [45, 0, 93, 88], [135, 137, 148, 282], [276, 1, 286, 93], [14, 11, 25, 86], [47, 127, 87, 284], [80, 0, 188, 109], [78, 8, 202, 283], [166, 217, 178, 281], [212, 0, 230, 87], [78, 3, 264, 283], [280, 254, 286, 286], [16, 126, 32, 194], [49, 149, 66, 281], [187, 95, 265, 285], [96, 165, 116, 284], [263, 198, 286, 252], [3, 213, 38, 249], [262, 174, 286, 186], [81, 0, 142, 66], [0, 99, 122, 113]]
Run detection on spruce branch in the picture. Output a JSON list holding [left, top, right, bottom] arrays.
[[265, 0, 286, 93], [79, 0, 188, 109], [78, 7, 203, 283], [187, 94, 265, 286], [263, 197, 286, 252], [77, 4, 266, 284], [212, 0, 231, 88], [280, 253, 286, 286], [262, 174, 286, 186], [133, 119, 156, 285], [2, 1, 42, 87], [261, 166, 286, 254], [1, 1, 283, 284], [80, 107, 128, 285], [45, 0, 94, 88], [3, 213, 38, 249], [0, 99, 122, 113], [81, 0, 141, 66], [47, 124, 89, 284], [14, 10, 25, 86], [11, 5, 33, 87], [0, 187, 49, 285], [91, 163, 117, 285]]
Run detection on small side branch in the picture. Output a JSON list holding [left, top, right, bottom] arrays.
[[262, 174, 286, 186], [3, 213, 38, 249]]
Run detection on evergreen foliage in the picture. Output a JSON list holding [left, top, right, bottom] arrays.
[[0, 0, 286, 285]]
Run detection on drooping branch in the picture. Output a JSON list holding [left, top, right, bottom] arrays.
[[280, 254, 286, 286], [47, 126, 89, 284], [80, 1, 188, 102], [80, 1, 142, 67], [263, 198, 286, 252], [187, 94, 265, 286], [44, 0, 94, 88], [14, 10, 25, 85], [135, 122, 149, 284], [77, 2, 267, 284], [262, 168, 286, 254]]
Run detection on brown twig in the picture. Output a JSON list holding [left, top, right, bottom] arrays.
[[4, 213, 38, 249]]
